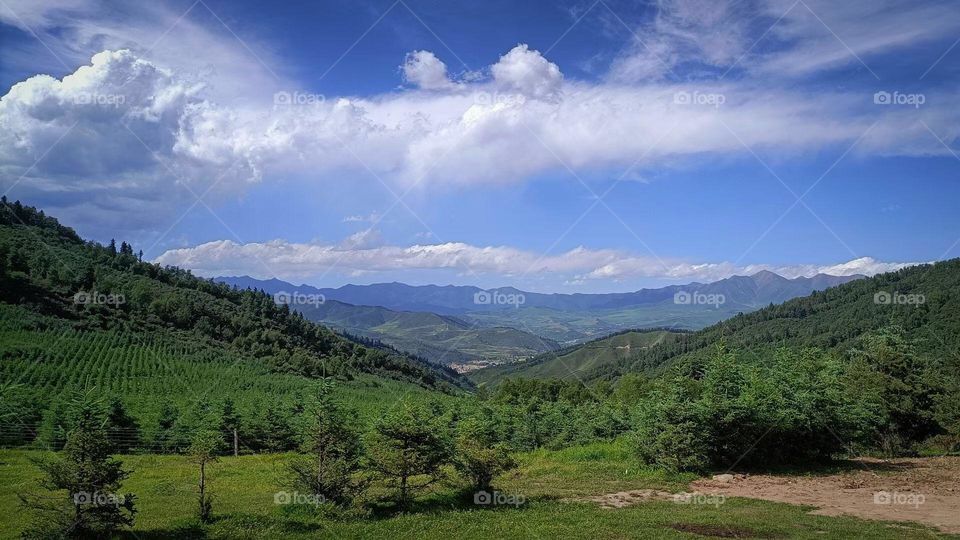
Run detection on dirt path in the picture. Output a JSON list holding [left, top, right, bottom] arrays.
[[688, 457, 960, 534]]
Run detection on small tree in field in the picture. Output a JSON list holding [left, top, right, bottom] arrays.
[[454, 408, 516, 493], [20, 395, 137, 538], [188, 429, 223, 523], [288, 381, 365, 507], [365, 401, 452, 508]]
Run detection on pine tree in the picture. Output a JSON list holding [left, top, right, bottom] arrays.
[[288, 381, 365, 507], [365, 401, 452, 508], [20, 395, 137, 537], [106, 397, 141, 453]]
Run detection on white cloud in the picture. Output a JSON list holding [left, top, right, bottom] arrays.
[[606, 0, 960, 80], [490, 44, 563, 100], [2, 42, 958, 231], [155, 237, 921, 284], [401, 50, 457, 90]]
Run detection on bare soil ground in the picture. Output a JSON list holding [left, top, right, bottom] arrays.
[[688, 457, 960, 534]]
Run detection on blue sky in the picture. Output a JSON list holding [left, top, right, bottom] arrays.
[[1, 0, 958, 292]]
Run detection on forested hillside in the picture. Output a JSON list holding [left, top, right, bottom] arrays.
[[470, 329, 686, 385], [0, 199, 466, 450], [213, 276, 560, 367], [580, 259, 960, 382]]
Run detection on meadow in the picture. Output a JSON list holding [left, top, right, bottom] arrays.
[[0, 440, 950, 539]]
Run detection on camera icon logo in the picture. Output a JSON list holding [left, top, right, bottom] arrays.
[[874, 291, 892, 305], [274, 491, 291, 505], [674, 291, 692, 305], [473, 291, 492, 305], [873, 491, 891, 504], [73, 491, 92, 505], [474, 490, 492, 505], [873, 91, 891, 105]]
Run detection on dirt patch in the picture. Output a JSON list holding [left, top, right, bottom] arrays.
[[689, 456, 960, 534], [669, 523, 780, 538], [579, 489, 677, 508]]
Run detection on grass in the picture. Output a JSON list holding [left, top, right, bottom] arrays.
[[0, 440, 952, 539]]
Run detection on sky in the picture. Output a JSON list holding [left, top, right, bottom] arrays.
[[0, 0, 958, 292]]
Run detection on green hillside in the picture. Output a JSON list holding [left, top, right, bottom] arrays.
[[295, 300, 560, 368], [470, 329, 685, 385], [578, 259, 960, 383], [0, 200, 466, 450]]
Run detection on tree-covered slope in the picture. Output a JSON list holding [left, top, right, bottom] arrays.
[[579, 259, 959, 382], [0, 199, 468, 448], [213, 277, 560, 367], [470, 328, 686, 385]]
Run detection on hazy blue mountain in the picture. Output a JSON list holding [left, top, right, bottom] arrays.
[[214, 276, 558, 368], [216, 272, 863, 343]]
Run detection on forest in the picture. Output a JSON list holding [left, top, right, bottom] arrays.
[[1, 199, 958, 538]]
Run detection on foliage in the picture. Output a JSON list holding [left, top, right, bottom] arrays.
[[364, 401, 452, 507], [287, 380, 366, 507], [188, 429, 223, 523], [632, 345, 877, 472], [453, 406, 517, 492], [19, 393, 137, 538]]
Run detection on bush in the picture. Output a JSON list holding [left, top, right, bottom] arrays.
[[454, 407, 517, 492]]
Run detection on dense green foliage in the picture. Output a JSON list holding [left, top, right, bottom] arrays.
[[287, 380, 366, 507], [19, 394, 138, 538], [0, 199, 469, 451], [582, 259, 960, 382]]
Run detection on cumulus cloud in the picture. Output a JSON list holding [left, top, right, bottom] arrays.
[[2, 42, 958, 231], [490, 44, 563, 99], [401, 50, 458, 90], [154, 237, 921, 284]]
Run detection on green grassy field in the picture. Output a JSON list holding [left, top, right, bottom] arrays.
[[0, 441, 950, 539]]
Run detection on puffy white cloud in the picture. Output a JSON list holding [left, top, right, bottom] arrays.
[[401, 50, 457, 90], [154, 237, 921, 284], [490, 44, 563, 100], [2, 44, 958, 232]]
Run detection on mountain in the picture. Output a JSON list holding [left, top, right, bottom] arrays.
[[0, 200, 468, 437], [214, 276, 559, 369], [472, 258, 958, 387], [469, 328, 687, 386], [218, 271, 863, 343]]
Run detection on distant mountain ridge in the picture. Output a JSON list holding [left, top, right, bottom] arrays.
[[216, 271, 864, 314], [213, 276, 559, 368], [470, 260, 958, 387], [217, 272, 865, 344]]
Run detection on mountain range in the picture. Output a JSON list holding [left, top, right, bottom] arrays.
[[216, 271, 863, 368], [471, 259, 957, 387]]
